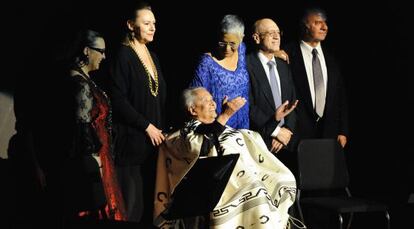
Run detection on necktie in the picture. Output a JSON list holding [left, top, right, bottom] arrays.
[[267, 60, 284, 126], [312, 49, 325, 118]]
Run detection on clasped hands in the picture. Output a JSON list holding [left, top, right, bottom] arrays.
[[271, 100, 298, 153]]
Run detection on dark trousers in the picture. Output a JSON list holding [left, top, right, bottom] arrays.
[[116, 164, 143, 222], [116, 152, 157, 224], [140, 152, 157, 225]]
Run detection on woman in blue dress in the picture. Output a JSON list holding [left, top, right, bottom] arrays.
[[190, 14, 249, 129]]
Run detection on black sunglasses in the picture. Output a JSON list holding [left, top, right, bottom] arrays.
[[88, 46, 105, 55]]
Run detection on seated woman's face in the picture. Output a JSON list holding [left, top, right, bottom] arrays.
[[217, 33, 241, 58], [192, 89, 217, 123]]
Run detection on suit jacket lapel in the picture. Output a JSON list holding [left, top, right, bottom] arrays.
[[292, 43, 315, 114], [324, 51, 336, 112], [251, 54, 276, 110], [276, 58, 288, 103]]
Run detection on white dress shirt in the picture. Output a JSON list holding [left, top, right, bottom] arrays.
[[300, 41, 328, 109], [257, 52, 282, 137]]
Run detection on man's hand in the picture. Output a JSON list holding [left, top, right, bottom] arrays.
[[276, 127, 293, 146], [146, 123, 165, 146], [275, 100, 298, 121], [337, 134, 347, 148], [274, 50, 290, 64], [271, 138, 284, 153]]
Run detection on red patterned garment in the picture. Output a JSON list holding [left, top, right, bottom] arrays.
[[89, 78, 127, 221], [72, 69, 126, 221]]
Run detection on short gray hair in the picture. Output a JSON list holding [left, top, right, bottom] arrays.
[[221, 14, 245, 39], [182, 87, 204, 112], [300, 8, 327, 37]]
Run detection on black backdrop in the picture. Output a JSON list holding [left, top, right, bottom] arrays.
[[2, 0, 412, 227]]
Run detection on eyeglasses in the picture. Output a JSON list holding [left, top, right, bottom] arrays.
[[259, 31, 283, 38], [88, 46, 106, 55], [218, 41, 238, 49]]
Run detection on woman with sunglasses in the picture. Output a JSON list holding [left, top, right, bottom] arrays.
[[64, 29, 126, 221]]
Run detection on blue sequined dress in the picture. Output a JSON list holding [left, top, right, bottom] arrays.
[[190, 42, 249, 129]]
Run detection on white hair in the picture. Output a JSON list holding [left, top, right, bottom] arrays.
[[182, 87, 205, 111], [221, 14, 245, 39]]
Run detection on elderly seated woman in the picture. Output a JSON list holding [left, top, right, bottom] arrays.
[[154, 87, 297, 229]]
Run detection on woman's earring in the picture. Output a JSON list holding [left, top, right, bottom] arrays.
[[84, 55, 89, 65], [129, 31, 135, 40]]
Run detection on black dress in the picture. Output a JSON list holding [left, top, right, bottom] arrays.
[[110, 45, 166, 166], [109, 44, 166, 223]]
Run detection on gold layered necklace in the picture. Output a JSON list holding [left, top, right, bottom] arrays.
[[130, 42, 159, 97]]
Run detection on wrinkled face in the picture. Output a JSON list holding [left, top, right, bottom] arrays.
[[191, 89, 217, 123], [87, 37, 106, 71], [218, 33, 241, 58], [132, 9, 156, 43], [305, 13, 328, 42], [255, 19, 282, 53]]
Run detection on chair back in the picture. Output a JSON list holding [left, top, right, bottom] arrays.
[[297, 139, 349, 190]]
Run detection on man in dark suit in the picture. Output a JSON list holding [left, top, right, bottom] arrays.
[[247, 18, 298, 164], [285, 8, 349, 149]]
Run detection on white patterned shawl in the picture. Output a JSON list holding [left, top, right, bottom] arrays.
[[154, 120, 296, 228]]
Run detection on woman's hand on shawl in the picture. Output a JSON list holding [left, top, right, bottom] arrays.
[[146, 123, 165, 146]]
